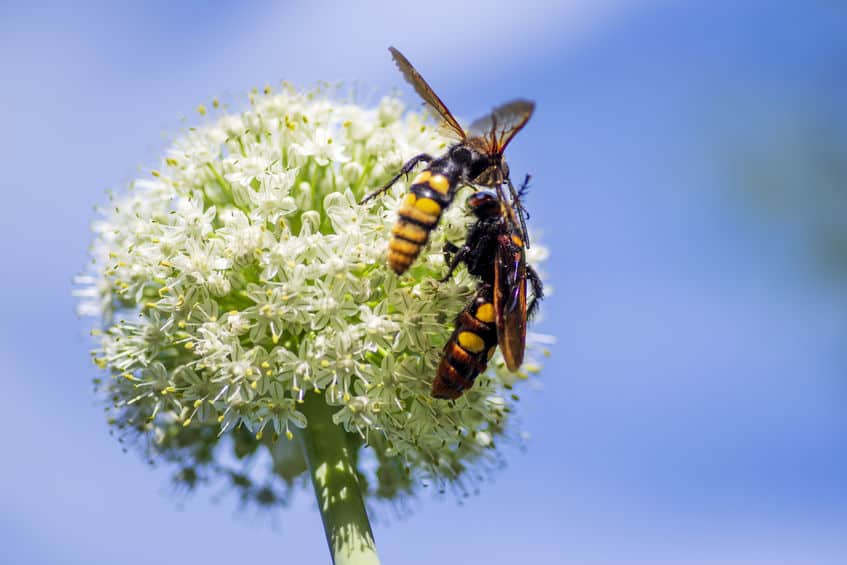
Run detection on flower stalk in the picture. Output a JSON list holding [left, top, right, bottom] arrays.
[[297, 395, 381, 565]]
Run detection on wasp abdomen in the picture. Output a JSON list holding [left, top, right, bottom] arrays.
[[432, 286, 498, 399], [387, 168, 457, 274]]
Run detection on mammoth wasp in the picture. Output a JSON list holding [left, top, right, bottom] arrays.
[[361, 46, 535, 274], [432, 178, 543, 400]]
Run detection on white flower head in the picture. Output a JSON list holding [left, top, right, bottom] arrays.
[[78, 83, 550, 507]]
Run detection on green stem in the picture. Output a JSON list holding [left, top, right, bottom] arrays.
[[296, 396, 381, 565]]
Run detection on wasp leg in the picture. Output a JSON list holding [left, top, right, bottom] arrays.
[[443, 241, 459, 263], [359, 153, 434, 204], [526, 265, 544, 320], [440, 242, 469, 282]]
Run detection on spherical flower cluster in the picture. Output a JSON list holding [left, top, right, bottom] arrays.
[[76, 84, 549, 506]]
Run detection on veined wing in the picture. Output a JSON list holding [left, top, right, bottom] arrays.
[[468, 99, 535, 155], [494, 231, 527, 371], [389, 47, 466, 141]]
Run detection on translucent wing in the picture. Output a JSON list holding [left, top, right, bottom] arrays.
[[468, 99, 535, 154], [494, 231, 528, 372], [389, 47, 466, 141]]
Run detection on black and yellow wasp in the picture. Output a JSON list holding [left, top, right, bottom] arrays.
[[432, 179, 543, 400], [361, 47, 535, 274]]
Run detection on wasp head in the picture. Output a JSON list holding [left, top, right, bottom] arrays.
[[467, 191, 501, 219], [473, 158, 510, 188]]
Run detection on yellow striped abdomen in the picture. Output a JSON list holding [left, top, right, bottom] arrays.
[[432, 285, 498, 399], [387, 170, 454, 274]]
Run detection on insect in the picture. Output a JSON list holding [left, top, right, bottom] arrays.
[[431, 181, 543, 400], [361, 46, 535, 274]]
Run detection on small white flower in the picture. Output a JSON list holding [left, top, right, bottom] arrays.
[[226, 311, 250, 336], [170, 239, 231, 284], [378, 96, 404, 124], [340, 161, 363, 184], [292, 126, 349, 166]]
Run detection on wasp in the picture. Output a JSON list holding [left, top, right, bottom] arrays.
[[431, 180, 543, 400], [361, 47, 535, 274]]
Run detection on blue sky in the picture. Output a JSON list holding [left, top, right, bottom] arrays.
[[1, 1, 846, 563]]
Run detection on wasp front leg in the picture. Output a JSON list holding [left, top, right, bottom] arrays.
[[440, 241, 468, 282], [359, 153, 434, 204]]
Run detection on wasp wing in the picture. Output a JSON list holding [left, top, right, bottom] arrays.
[[494, 232, 527, 372], [389, 47, 466, 141], [468, 99, 535, 155]]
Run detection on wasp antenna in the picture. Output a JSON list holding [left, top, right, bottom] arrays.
[[505, 176, 531, 248], [517, 174, 532, 220], [512, 174, 532, 199]]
